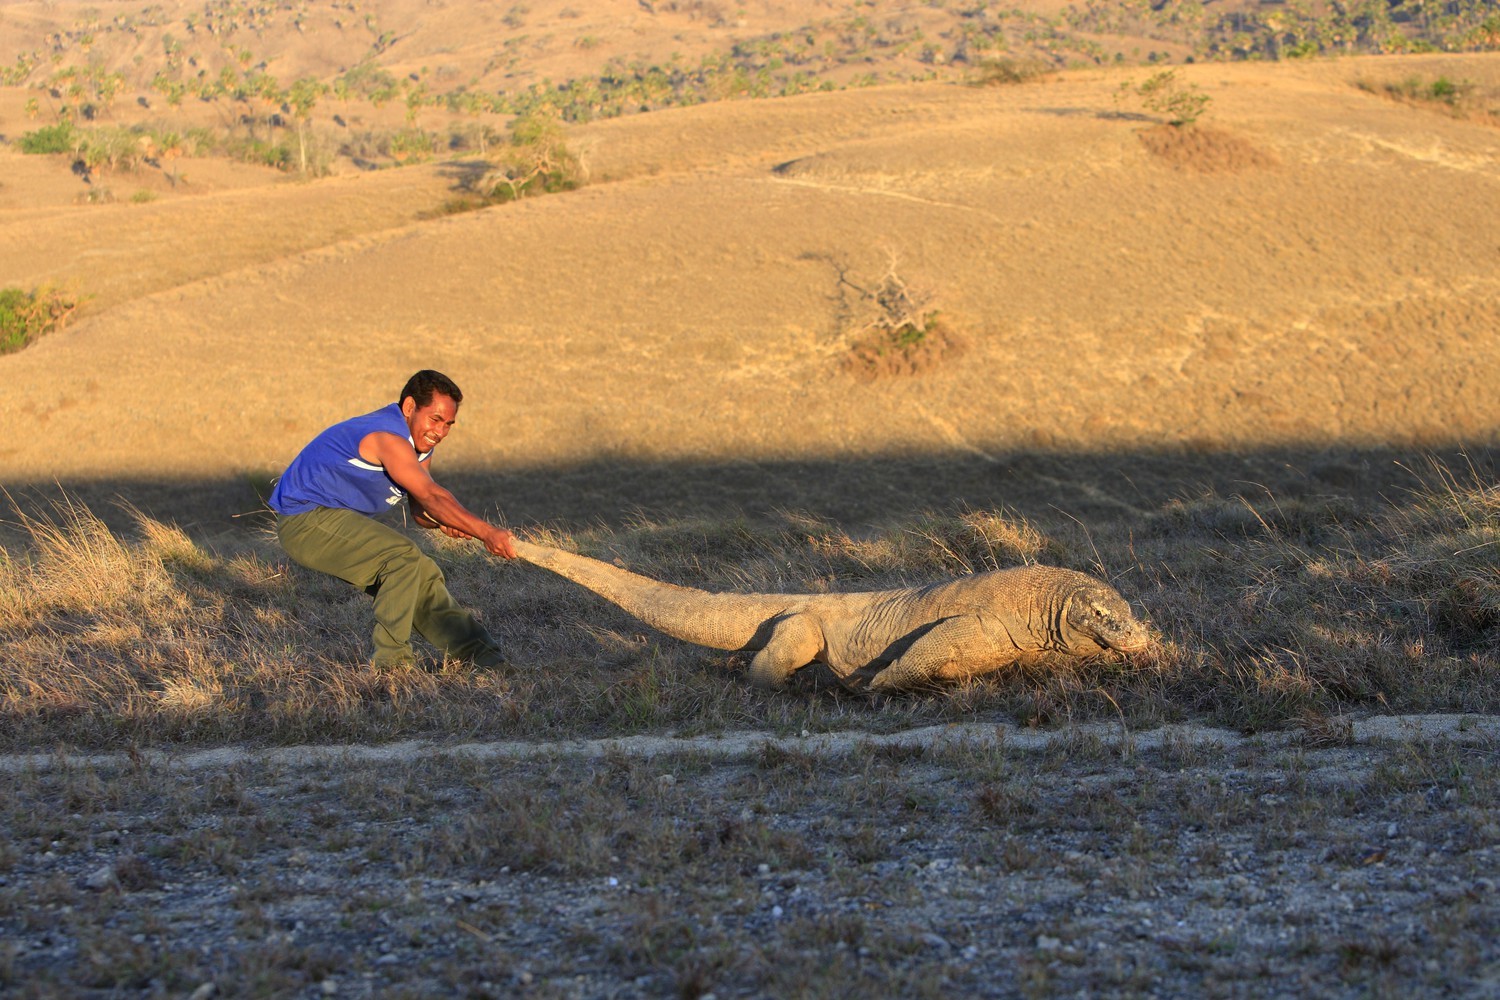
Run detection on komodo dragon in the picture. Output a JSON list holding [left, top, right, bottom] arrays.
[[511, 540, 1149, 690]]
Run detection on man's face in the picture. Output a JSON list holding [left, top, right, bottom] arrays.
[[402, 392, 459, 453]]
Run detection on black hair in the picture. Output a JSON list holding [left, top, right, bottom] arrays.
[[399, 370, 463, 408]]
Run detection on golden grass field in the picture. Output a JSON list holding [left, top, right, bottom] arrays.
[[1, 1, 1498, 540], [2, 0, 1500, 730]]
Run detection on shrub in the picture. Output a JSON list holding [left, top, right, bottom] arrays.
[[223, 135, 294, 170], [844, 313, 962, 381], [1119, 69, 1211, 127], [78, 126, 145, 172], [1375, 74, 1477, 109], [968, 57, 1050, 87], [476, 110, 583, 203], [827, 251, 965, 381], [0, 286, 79, 354], [17, 121, 78, 155], [386, 127, 437, 163]]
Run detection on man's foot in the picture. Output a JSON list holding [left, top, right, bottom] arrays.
[[372, 649, 420, 671], [466, 647, 509, 671]]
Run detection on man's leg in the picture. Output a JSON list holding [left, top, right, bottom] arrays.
[[277, 507, 503, 668], [410, 569, 508, 669]]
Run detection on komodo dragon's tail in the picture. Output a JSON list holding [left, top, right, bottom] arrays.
[[511, 539, 807, 652]]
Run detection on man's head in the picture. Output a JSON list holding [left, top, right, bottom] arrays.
[[399, 370, 463, 410], [399, 370, 463, 454]]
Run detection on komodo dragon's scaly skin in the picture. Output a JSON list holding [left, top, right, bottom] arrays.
[[511, 540, 1149, 690]]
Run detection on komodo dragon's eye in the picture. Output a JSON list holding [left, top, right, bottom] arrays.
[[1076, 593, 1149, 653], [1071, 595, 1129, 639]]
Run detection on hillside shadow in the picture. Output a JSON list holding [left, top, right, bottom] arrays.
[[6, 442, 1499, 728], [4, 443, 1494, 549], [436, 159, 492, 193]]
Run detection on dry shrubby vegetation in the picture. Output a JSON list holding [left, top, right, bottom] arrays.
[[1356, 69, 1500, 123], [2, 457, 1498, 751], [826, 252, 965, 381], [0, 286, 80, 355]]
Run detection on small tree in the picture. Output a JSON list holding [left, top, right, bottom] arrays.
[[287, 76, 327, 175], [152, 129, 186, 186], [478, 110, 583, 202], [1119, 69, 1211, 127]]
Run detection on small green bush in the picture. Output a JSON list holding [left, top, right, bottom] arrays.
[[1119, 69, 1211, 127], [476, 111, 583, 203], [223, 136, 293, 170], [1396, 74, 1475, 107], [18, 121, 78, 155], [0, 286, 79, 354], [1357, 74, 1483, 117], [0, 288, 30, 351]]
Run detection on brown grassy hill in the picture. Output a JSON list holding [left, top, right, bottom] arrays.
[[2, 1, 1499, 538]]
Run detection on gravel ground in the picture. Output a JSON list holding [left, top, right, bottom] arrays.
[[3, 717, 1498, 999]]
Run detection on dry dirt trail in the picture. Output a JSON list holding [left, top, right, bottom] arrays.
[[3, 713, 1497, 774]]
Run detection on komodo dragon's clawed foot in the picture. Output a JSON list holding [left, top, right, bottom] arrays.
[[747, 613, 825, 688]]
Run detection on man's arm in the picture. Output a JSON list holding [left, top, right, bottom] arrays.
[[410, 496, 467, 535], [362, 431, 516, 558]]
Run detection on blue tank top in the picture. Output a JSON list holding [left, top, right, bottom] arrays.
[[268, 403, 431, 517]]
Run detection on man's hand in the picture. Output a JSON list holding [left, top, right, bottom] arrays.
[[483, 526, 517, 559], [411, 500, 443, 530]]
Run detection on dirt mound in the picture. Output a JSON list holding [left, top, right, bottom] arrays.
[[1136, 123, 1279, 172]]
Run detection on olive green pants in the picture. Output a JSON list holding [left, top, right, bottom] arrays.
[[276, 507, 505, 669]]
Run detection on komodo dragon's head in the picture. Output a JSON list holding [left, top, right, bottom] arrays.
[[1058, 576, 1150, 655]]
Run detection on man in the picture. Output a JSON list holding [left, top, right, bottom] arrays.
[[268, 370, 516, 670]]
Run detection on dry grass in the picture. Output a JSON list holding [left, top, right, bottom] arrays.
[[3, 456, 1498, 752], [1355, 72, 1500, 126]]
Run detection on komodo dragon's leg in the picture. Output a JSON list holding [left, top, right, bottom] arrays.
[[747, 613, 825, 688], [868, 615, 1004, 692]]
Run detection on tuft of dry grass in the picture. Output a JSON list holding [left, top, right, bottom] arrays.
[[1355, 73, 1500, 126], [812, 249, 967, 382], [3, 456, 1500, 752]]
